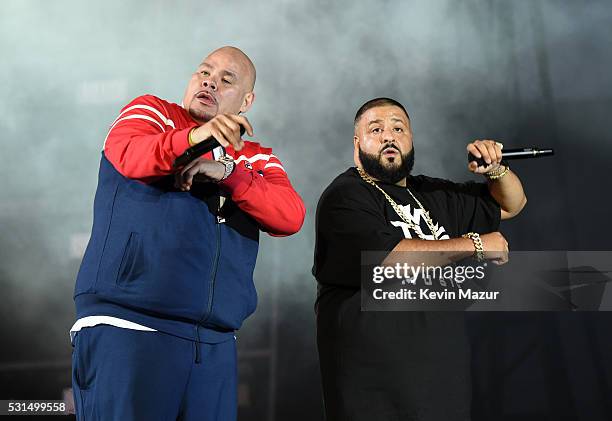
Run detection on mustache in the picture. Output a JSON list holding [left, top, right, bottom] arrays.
[[196, 90, 217, 104], [380, 144, 401, 153]]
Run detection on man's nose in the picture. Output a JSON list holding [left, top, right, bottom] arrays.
[[382, 129, 395, 144], [201, 78, 217, 91]]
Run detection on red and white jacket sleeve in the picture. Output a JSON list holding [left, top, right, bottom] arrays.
[[219, 151, 306, 236], [104, 95, 305, 236], [104, 95, 194, 183]]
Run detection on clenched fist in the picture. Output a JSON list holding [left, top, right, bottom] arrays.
[[175, 158, 225, 191], [467, 139, 504, 174], [480, 231, 509, 265]]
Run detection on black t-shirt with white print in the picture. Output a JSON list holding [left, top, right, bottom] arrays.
[[313, 167, 500, 421]]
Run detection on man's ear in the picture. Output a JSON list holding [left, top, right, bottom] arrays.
[[240, 92, 255, 114], [353, 136, 361, 167]]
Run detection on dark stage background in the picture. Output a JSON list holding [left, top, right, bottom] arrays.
[[1, 1, 611, 420]]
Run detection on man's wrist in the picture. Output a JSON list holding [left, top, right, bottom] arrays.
[[188, 127, 198, 147], [216, 156, 235, 182], [462, 232, 485, 261], [485, 163, 509, 181]]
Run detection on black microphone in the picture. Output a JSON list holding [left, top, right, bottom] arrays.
[[468, 147, 554, 167], [173, 125, 246, 169]]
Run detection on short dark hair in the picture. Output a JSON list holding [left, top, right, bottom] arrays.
[[354, 97, 410, 127]]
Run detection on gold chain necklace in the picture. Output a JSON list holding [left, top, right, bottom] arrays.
[[356, 167, 440, 240]]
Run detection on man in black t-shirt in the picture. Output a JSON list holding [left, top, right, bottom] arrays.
[[313, 98, 527, 421]]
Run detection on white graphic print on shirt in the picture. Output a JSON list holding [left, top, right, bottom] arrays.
[[390, 203, 450, 240]]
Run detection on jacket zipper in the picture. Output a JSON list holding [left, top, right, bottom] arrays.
[[202, 221, 221, 322], [195, 198, 223, 364]]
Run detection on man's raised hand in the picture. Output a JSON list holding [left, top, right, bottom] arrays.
[[190, 114, 254, 152]]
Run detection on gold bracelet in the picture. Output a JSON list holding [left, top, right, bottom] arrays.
[[485, 163, 507, 176], [462, 232, 485, 262], [486, 165, 509, 180], [188, 127, 197, 147]]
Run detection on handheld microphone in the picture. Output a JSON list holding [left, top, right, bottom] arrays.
[[173, 125, 246, 169], [468, 147, 554, 167]]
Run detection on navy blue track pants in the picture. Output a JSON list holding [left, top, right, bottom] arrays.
[[71, 325, 237, 420]]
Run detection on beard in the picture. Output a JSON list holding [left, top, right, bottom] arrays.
[[359, 144, 415, 184], [187, 98, 218, 123]]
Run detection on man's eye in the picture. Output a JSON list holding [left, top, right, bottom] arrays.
[[372, 128, 382, 133], [394, 127, 403, 133], [200, 70, 209, 76], [222, 79, 232, 85]]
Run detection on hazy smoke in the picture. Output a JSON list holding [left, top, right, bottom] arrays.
[[1, 0, 610, 394]]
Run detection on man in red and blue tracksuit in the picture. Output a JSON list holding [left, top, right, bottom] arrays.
[[71, 46, 305, 420]]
